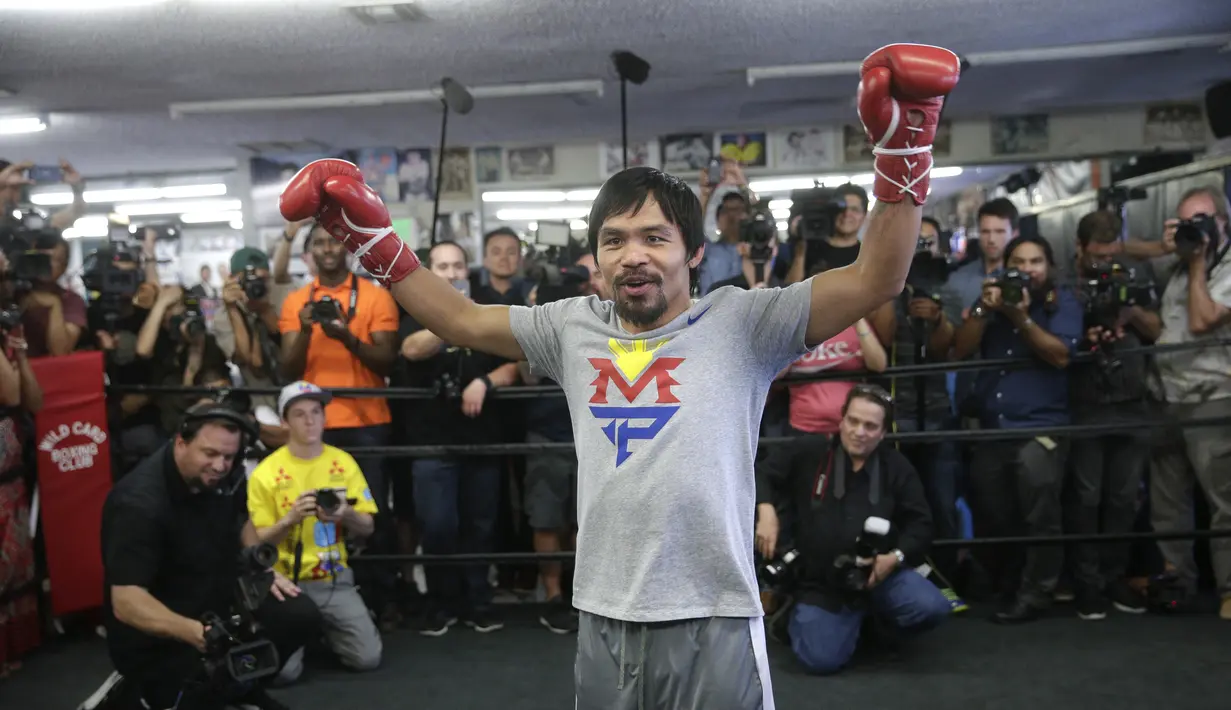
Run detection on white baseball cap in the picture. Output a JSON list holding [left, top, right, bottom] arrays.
[[278, 381, 332, 420]]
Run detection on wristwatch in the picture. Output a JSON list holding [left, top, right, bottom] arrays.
[[479, 375, 494, 392], [892, 549, 906, 566], [971, 304, 988, 319]]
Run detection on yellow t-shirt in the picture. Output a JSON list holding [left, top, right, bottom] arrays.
[[247, 444, 379, 582]]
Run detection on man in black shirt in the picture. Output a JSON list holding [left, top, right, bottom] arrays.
[[399, 241, 520, 636], [783, 183, 870, 283], [1067, 210, 1162, 619], [101, 404, 319, 710], [754, 386, 949, 675]]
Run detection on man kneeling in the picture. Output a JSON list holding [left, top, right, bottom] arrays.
[[249, 382, 383, 680], [755, 385, 950, 675]]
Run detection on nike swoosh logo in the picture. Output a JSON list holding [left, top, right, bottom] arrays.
[[687, 305, 712, 326]]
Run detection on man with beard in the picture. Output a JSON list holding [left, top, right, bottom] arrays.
[[953, 234, 1082, 624], [101, 403, 319, 710], [279, 43, 960, 709]]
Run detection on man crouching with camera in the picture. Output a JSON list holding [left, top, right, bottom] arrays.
[[754, 385, 949, 675], [102, 403, 320, 710], [248, 382, 382, 678]]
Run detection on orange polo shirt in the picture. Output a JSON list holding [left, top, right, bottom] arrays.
[[279, 275, 399, 429]]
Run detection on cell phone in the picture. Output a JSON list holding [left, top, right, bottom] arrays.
[[27, 165, 62, 184], [706, 158, 723, 185]]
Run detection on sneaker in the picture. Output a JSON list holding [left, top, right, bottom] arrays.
[[941, 587, 969, 614], [465, 607, 505, 633], [1075, 589, 1108, 621], [1107, 580, 1147, 615], [417, 610, 458, 637], [539, 597, 579, 634]]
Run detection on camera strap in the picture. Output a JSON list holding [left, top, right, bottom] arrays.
[[816, 437, 881, 506], [309, 274, 360, 320]]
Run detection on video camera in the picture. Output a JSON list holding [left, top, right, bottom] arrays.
[[992, 268, 1031, 307], [200, 544, 280, 685], [1079, 262, 1157, 372], [904, 236, 952, 303], [524, 239, 592, 304], [82, 245, 144, 331], [789, 187, 846, 242], [1174, 214, 1219, 260], [0, 212, 58, 295], [830, 517, 892, 595], [739, 197, 778, 265], [309, 296, 344, 324]]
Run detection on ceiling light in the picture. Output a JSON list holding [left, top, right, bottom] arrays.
[[528, 221, 538, 231], [117, 199, 241, 217], [848, 173, 875, 186], [496, 207, 591, 222], [0, 116, 47, 135], [570, 220, 588, 230], [776, 221, 788, 232], [482, 191, 566, 203], [180, 210, 243, 224], [169, 79, 604, 117], [30, 183, 228, 207], [229, 218, 244, 230], [932, 167, 964, 178], [69, 216, 110, 238], [0, 0, 168, 9], [771, 209, 791, 220], [768, 199, 793, 211], [749, 176, 850, 193], [566, 189, 601, 202]]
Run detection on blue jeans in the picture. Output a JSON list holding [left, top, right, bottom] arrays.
[[412, 457, 503, 613], [895, 417, 962, 580], [788, 569, 951, 675]]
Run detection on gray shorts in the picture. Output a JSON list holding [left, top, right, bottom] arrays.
[[525, 432, 577, 531], [575, 611, 775, 710]]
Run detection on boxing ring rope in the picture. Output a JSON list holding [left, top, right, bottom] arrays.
[[102, 337, 1229, 565]]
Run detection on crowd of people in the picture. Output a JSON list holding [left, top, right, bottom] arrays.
[[0, 112, 1228, 709]]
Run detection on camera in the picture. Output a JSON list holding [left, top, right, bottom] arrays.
[[82, 245, 143, 331], [0, 304, 22, 332], [310, 296, 344, 324], [1173, 214, 1218, 259], [241, 265, 268, 301], [761, 548, 801, 586], [175, 295, 206, 341], [905, 236, 952, 302], [739, 198, 778, 265], [314, 487, 343, 515], [1079, 261, 1157, 372], [789, 188, 846, 242], [199, 544, 280, 684], [7, 250, 52, 294], [993, 268, 1031, 307], [830, 517, 892, 594]]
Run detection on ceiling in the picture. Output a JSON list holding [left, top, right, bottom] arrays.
[[1, 0, 1229, 177]]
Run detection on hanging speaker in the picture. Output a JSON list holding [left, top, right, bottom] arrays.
[[1207, 80, 1231, 139]]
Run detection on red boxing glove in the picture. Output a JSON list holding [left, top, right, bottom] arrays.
[[279, 159, 421, 283], [857, 44, 961, 205]]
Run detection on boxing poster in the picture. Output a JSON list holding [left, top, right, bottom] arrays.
[[31, 350, 112, 615]]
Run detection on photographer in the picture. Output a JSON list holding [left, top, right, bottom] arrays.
[[783, 183, 870, 284], [0, 159, 86, 232], [953, 234, 1082, 623], [249, 383, 382, 679], [215, 247, 292, 447], [754, 386, 948, 675], [134, 285, 228, 436], [1131, 186, 1231, 620], [101, 404, 320, 710], [1067, 210, 1161, 618], [21, 230, 87, 357], [696, 159, 750, 295], [399, 240, 520, 636]]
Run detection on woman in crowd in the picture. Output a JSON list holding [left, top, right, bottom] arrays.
[[0, 322, 45, 677]]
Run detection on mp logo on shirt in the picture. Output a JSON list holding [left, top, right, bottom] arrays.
[[587, 338, 684, 466]]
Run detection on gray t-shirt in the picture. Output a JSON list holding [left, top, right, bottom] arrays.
[[509, 281, 814, 622]]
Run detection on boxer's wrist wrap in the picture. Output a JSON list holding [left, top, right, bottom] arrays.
[[871, 101, 934, 206], [337, 210, 420, 284]]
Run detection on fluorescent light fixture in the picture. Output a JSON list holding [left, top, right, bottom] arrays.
[[30, 183, 227, 207], [180, 210, 243, 224], [0, 0, 167, 9], [566, 189, 600, 202], [932, 166, 964, 178], [749, 176, 850, 193], [772, 209, 791, 220], [117, 199, 241, 217], [745, 33, 1231, 85], [170, 79, 604, 118], [570, 220, 588, 230], [848, 173, 875, 186], [528, 221, 538, 231], [69, 216, 110, 238], [61, 227, 79, 239], [229, 218, 244, 230], [496, 207, 591, 222], [776, 221, 788, 232], [482, 191, 566, 203], [0, 116, 47, 135], [768, 199, 793, 211]]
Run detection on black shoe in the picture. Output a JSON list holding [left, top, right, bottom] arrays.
[[465, 607, 505, 633], [1075, 589, 1108, 621], [1107, 580, 1147, 615], [234, 687, 290, 710], [993, 598, 1041, 624], [417, 610, 458, 637], [539, 597, 578, 634]]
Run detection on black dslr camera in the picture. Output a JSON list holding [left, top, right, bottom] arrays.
[[1173, 214, 1219, 260], [993, 268, 1031, 307], [830, 517, 892, 594], [310, 296, 344, 324], [0, 304, 22, 333], [313, 487, 347, 515], [789, 187, 847, 242], [1079, 262, 1157, 372], [241, 265, 268, 301], [739, 197, 779, 266], [200, 544, 280, 684], [905, 236, 952, 303], [175, 295, 207, 341]]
